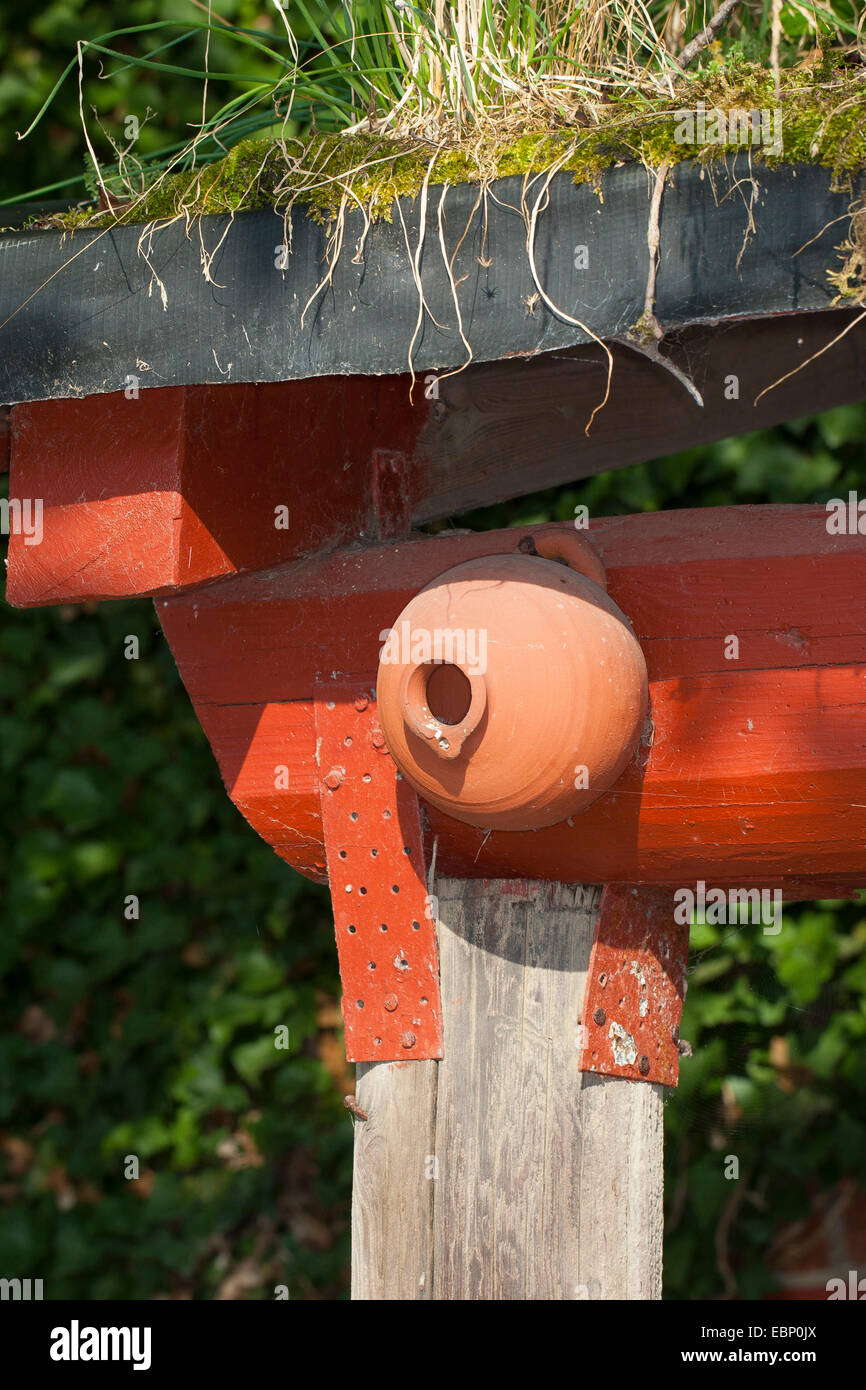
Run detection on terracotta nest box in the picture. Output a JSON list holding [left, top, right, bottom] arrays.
[[376, 530, 648, 831]]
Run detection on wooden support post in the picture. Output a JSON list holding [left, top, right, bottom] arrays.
[[351, 879, 664, 1300]]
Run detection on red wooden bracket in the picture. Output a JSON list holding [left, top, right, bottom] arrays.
[[579, 885, 689, 1086], [314, 679, 443, 1063]]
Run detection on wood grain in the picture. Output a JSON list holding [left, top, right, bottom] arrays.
[[415, 311, 866, 523], [350, 878, 664, 1299], [352, 1057, 437, 1300], [577, 1072, 664, 1299]]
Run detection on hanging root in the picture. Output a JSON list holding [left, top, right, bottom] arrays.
[[635, 155, 670, 345], [522, 147, 614, 436], [621, 157, 704, 408], [434, 183, 474, 385], [753, 308, 866, 406], [399, 151, 448, 401], [300, 189, 351, 329], [619, 334, 705, 407], [755, 196, 866, 405]]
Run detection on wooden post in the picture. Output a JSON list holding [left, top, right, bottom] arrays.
[[352, 879, 664, 1300]]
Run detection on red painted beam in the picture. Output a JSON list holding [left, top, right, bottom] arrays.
[[155, 508, 866, 888], [5, 379, 426, 605]]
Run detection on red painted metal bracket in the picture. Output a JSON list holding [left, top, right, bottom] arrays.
[[578, 884, 689, 1086], [314, 678, 443, 1063]]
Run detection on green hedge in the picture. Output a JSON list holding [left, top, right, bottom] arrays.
[[0, 586, 349, 1299]]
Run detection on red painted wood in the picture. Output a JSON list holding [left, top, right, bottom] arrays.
[[7, 390, 190, 603], [156, 509, 866, 702], [157, 508, 866, 888], [6, 378, 427, 605], [194, 700, 326, 879]]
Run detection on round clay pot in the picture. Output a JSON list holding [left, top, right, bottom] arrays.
[[376, 534, 648, 832]]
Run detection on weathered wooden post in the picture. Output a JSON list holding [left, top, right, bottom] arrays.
[[3, 158, 866, 1299], [353, 880, 671, 1300]]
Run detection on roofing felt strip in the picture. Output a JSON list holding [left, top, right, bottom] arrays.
[[0, 158, 860, 404]]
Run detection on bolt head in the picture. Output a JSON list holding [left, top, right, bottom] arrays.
[[401, 1030, 416, 1049], [371, 731, 386, 750], [324, 768, 343, 790], [638, 1055, 650, 1076], [384, 994, 398, 1012], [354, 696, 369, 712], [593, 1007, 606, 1026]]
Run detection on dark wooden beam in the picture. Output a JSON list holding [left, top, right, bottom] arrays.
[[414, 309, 866, 521]]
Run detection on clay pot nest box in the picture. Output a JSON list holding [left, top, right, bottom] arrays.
[[376, 530, 648, 832]]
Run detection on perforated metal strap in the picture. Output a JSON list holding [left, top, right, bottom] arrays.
[[578, 885, 689, 1086], [314, 678, 444, 1063]]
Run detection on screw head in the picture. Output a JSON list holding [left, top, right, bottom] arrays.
[[371, 731, 386, 750], [401, 1031, 416, 1049], [383, 994, 398, 1012], [354, 695, 369, 712], [593, 1008, 606, 1026], [638, 1055, 650, 1076], [324, 768, 343, 790]]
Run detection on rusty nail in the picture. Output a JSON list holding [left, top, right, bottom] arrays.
[[343, 1095, 368, 1122], [371, 731, 386, 750], [593, 1007, 606, 1026], [638, 1055, 650, 1076], [354, 695, 369, 711], [401, 1031, 416, 1049], [324, 768, 343, 790], [383, 994, 398, 1012]]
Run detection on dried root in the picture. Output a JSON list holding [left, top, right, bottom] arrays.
[[620, 157, 704, 408]]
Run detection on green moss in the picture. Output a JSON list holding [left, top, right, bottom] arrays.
[[46, 58, 866, 235]]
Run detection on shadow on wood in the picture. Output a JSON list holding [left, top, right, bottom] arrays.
[[352, 879, 664, 1300]]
